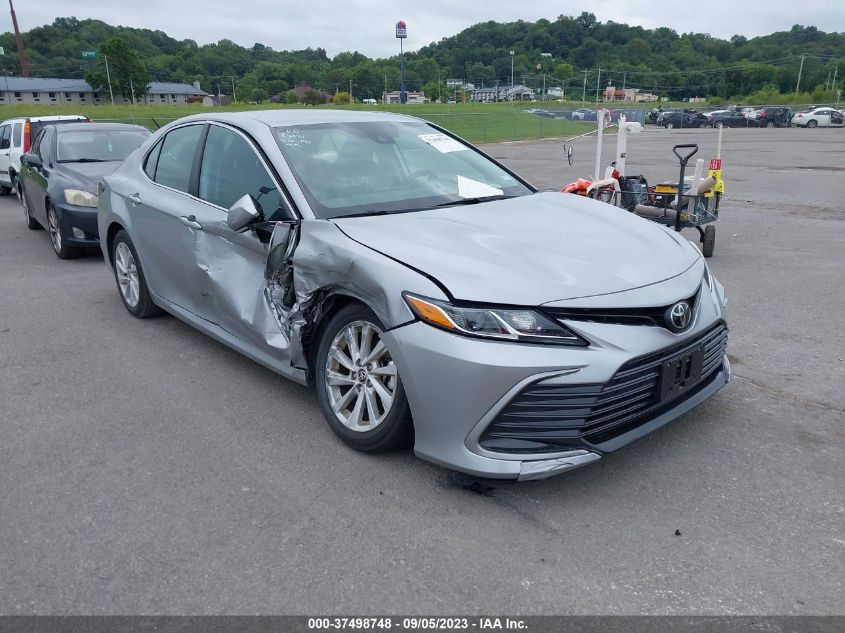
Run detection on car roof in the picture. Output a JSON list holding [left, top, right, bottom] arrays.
[[51, 122, 150, 133], [175, 109, 422, 129], [0, 114, 89, 125]]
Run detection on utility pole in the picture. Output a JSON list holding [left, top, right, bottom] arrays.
[[832, 66, 838, 93], [595, 67, 601, 104], [542, 73, 546, 101], [825, 71, 831, 92], [8, 0, 28, 77], [129, 75, 135, 105], [622, 71, 627, 95], [349, 78, 353, 101], [104, 54, 115, 105], [795, 55, 805, 98], [582, 70, 588, 104], [231, 76, 237, 102]]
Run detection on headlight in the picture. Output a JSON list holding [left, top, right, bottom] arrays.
[[64, 189, 98, 207], [403, 293, 587, 345]]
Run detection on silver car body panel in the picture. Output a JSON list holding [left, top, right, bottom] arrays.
[[98, 109, 729, 480]]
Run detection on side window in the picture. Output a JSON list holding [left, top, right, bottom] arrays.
[[198, 125, 284, 218], [143, 139, 163, 180], [12, 123, 22, 147], [30, 130, 46, 157], [0, 126, 10, 150], [153, 125, 203, 192], [37, 129, 52, 162]]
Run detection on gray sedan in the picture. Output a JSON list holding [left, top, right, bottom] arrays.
[[98, 110, 729, 481]]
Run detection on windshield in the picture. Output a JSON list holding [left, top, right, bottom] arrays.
[[272, 121, 532, 218], [56, 129, 150, 163]]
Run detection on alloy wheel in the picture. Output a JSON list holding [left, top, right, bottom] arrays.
[[47, 207, 62, 254], [114, 242, 140, 308], [325, 320, 398, 432]]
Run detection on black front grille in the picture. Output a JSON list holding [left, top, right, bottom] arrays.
[[479, 322, 728, 454], [544, 285, 701, 329]]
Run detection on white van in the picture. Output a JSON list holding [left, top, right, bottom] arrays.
[[0, 115, 90, 198]]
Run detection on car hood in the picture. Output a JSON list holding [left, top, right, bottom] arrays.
[[332, 192, 701, 305], [56, 161, 123, 193]]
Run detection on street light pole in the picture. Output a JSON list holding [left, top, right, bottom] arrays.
[[510, 50, 514, 90]]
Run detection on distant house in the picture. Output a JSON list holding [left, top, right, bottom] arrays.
[[202, 94, 234, 107], [382, 91, 426, 104], [470, 84, 535, 102], [291, 82, 330, 103], [0, 76, 208, 106]]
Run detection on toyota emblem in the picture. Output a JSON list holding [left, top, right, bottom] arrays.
[[666, 301, 692, 332]]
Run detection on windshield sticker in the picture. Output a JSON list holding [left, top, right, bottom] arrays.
[[277, 128, 312, 149], [418, 133, 468, 153], [457, 175, 503, 198]]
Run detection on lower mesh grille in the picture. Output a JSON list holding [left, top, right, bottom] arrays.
[[479, 322, 728, 453]]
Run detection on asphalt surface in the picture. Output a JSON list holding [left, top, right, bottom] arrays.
[[0, 127, 843, 615]]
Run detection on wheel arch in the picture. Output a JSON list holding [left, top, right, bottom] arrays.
[[302, 292, 373, 386], [105, 221, 126, 266]]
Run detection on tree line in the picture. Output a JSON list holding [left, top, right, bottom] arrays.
[[0, 14, 842, 104]]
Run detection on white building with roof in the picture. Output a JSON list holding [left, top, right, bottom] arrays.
[[0, 76, 208, 106]]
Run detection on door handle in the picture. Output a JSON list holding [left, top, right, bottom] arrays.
[[128, 193, 141, 204], [179, 215, 203, 230]]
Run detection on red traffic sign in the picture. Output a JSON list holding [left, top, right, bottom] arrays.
[[709, 158, 722, 170]]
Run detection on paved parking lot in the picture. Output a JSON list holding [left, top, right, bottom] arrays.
[[0, 127, 843, 614]]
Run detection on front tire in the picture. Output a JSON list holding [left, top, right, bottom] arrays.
[[47, 202, 81, 259], [715, 121, 724, 129], [807, 119, 818, 128], [315, 304, 412, 452], [111, 230, 161, 318]]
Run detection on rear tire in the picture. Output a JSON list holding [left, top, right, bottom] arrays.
[[315, 304, 413, 452], [21, 183, 41, 230], [807, 119, 818, 128], [766, 121, 775, 128], [715, 121, 724, 129], [0, 185, 11, 196], [111, 230, 162, 318], [702, 225, 716, 258]]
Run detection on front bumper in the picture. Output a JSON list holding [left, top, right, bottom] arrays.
[[56, 203, 100, 246], [385, 286, 729, 481]]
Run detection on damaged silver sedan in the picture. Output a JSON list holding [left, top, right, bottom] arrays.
[[97, 110, 729, 481]]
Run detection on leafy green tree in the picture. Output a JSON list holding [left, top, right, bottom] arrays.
[[422, 80, 441, 101], [333, 91, 351, 104], [85, 36, 150, 100]]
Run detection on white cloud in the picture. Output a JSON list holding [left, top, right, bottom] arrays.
[[11, 0, 845, 59]]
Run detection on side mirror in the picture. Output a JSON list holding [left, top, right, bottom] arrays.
[[23, 154, 42, 168], [227, 194, 262, 232]]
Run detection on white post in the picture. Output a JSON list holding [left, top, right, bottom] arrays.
[[615, 115, 627, 178], [594, 109, 606, 180], [129, 76, 135, 105]]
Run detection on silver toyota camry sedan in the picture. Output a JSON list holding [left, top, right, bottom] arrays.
[[98, 110, 729, 481]]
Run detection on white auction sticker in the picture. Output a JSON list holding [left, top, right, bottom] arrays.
[[418, 134, 468, 153]]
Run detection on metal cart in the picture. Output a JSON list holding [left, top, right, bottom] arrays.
[[631, 144, 720, 258]]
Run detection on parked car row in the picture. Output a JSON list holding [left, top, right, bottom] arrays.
[[650, 106, 845, 129], [4, 109, 730, 481]]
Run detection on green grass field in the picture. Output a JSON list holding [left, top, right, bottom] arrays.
[[0, 101, 594, 143]]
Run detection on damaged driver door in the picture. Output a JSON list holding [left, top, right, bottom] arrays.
[[189, 122, 300, 361]]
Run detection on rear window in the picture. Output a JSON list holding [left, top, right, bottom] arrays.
[[56, 129, 149, 162], [30, 118, 89, 140]]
